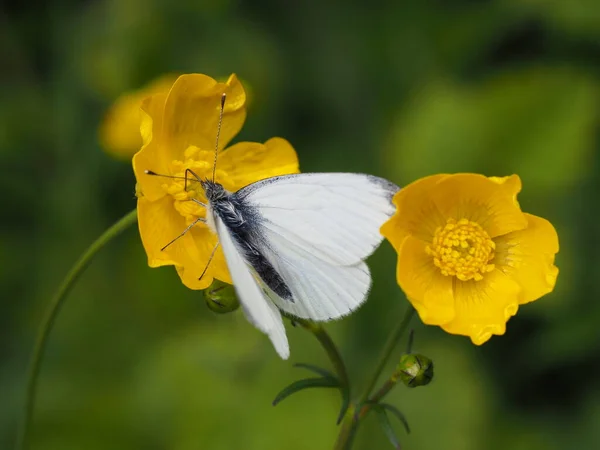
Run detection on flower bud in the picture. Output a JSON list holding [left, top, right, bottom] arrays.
[[204, 280, 239, 313], [396, 354, 434, 388]]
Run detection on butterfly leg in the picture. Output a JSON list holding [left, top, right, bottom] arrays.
[[184, 169, 208, 207], [184, 168, 203, 192], [199, 242, 220, 280], [161, 217, 205, 251]]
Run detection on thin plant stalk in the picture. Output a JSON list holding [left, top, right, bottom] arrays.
[[15, 209, 138, 450], [334, 306, 415, 450], [297, 320, 350, 389]]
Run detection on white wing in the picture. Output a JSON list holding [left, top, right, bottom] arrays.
[[237, 173, 399, 321], [215, 215, 290, 359]]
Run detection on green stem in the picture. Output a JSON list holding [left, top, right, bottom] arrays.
[[15, 209, 138, 450], [367, 378, 397, 406], [355, 376, 399, 421], [333, 405, 358, 450], [298, 320, 350, 389], [358, 306, 415, 407], [334, 305, 415, 450]]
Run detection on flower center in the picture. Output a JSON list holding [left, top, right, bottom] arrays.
[[160, 146, 231, 225], [426, 218, 495, 281]]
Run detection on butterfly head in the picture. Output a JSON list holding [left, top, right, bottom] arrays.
[[201, 179, 229, 204]]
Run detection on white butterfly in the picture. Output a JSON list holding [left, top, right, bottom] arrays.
[[147, 95, 399, 359], [201, 173, 398, 359]]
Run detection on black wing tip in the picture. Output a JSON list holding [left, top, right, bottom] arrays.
[[364, 174, 400, 196]]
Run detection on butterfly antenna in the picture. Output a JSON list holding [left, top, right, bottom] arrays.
[[211, 92, 227, 182], [145, 168, 203, 190], [144, 170, 188, 181]]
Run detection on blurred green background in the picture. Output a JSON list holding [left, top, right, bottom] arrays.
[[2, 0, 599, 449]]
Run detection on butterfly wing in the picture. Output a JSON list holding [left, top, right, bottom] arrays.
[[259, 233, 373, 320], [236, 173, 399, 321], [215, 214, 290, 359]]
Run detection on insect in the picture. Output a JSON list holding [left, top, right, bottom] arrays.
[[146, 93, 399, 359]]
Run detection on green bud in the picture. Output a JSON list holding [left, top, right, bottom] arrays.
[[396, 354, 434, 388], [204, 280, 239, 313]]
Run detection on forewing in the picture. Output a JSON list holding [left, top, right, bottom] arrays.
[[237, 173, 399, 266], [236, 173, 399, 321], [215, 216, 290, 359]]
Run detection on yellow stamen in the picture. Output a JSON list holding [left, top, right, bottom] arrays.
[[425, 218, 495, 281], [159, 146, 212, 225], [158, 145, 235, 226]]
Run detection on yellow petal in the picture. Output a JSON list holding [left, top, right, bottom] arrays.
[[442, 269, 522, 345], [99, 92, 144, 159], [396, 235, 456, 324], [137, 196, 231, 289], [99, 75, 177, 159], [381, 174, 449, 246], [175, 243, 233, 290], [137, 195, 181, 268], [494, 213, 559, 304], [163, 225, 226, 290], [432, 174, 528, 238], [217, 137, 300, 189], [132, 93, 171, 202], [140, 91, 168, 147], [162, 73, 246, 160]]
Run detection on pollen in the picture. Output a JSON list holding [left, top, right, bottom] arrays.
[[425, 218, 496, 281]]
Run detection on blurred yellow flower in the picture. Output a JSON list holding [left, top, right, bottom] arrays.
[[100, 74, 178, 158], [381, 174, 559, 345], [132, 73, 299, 290]]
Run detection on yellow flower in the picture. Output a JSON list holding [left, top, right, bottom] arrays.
[[132, 73, 299, 290], [100, 74, 178, 159], [381, 174, 559, 345]]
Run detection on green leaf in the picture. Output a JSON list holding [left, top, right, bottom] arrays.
[[373, 405, 402, 449], [336, 388, 351, 425], [272, 377, 340, 406], [380, 403, 411, 434], [291, 364, 350, 425], [293, 363, 337, 381]]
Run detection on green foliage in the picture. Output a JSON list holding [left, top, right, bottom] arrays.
[[377, 403, 411, 435], [365, 400, 411, 449], [273, 362, 351, 426], [372, 404, 402, 449], [272, 376, 340, 407]]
